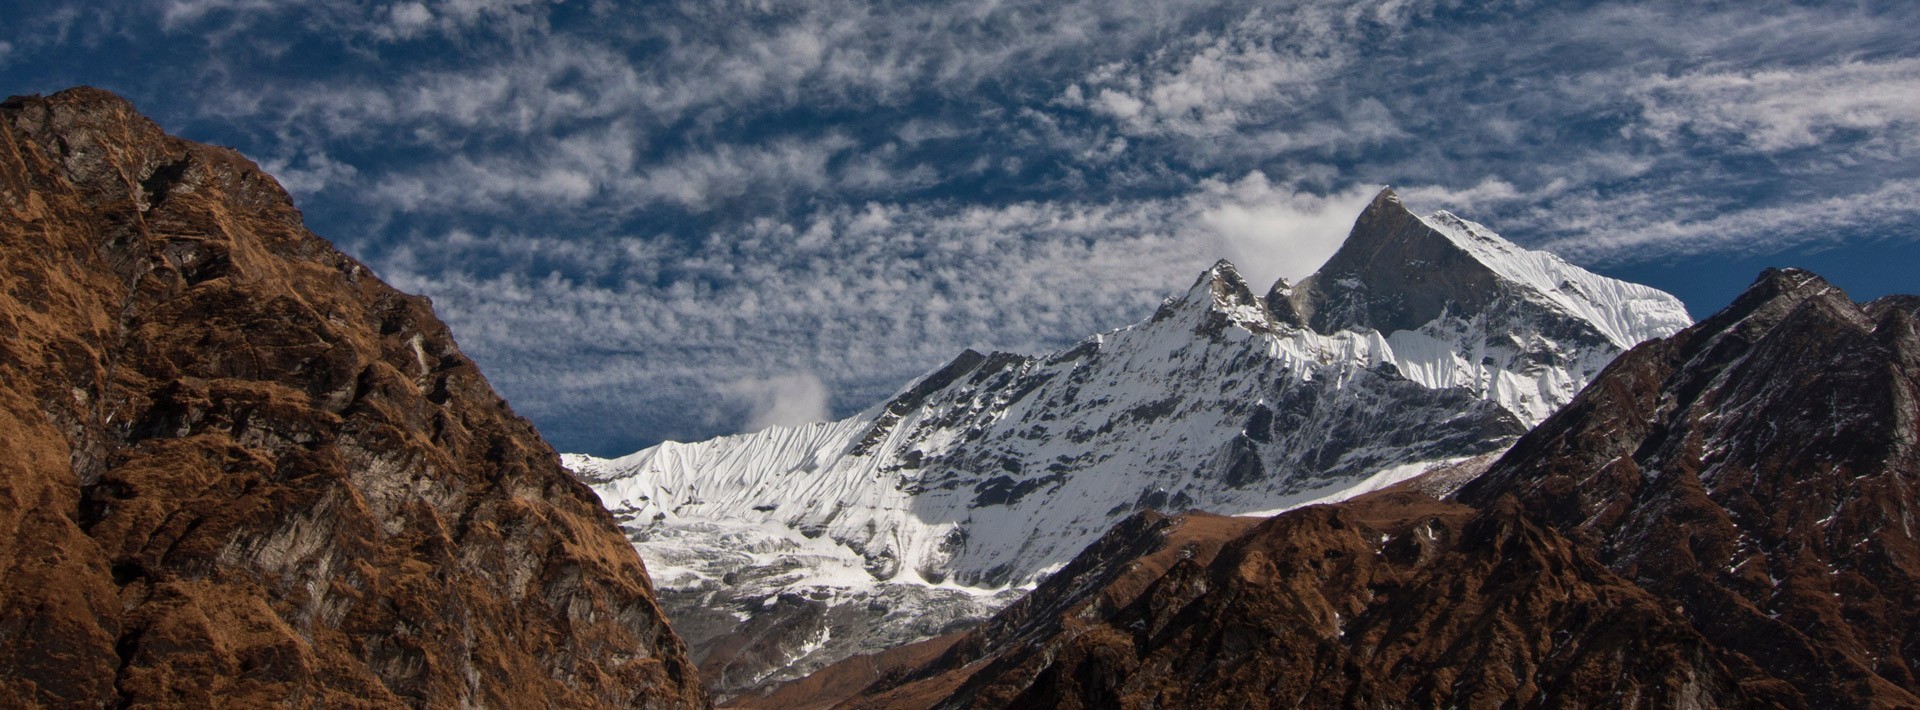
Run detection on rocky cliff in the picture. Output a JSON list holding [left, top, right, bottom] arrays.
[[1456, 268, 1920, 705], [0, 87, 707, 707], [764, 268, 1919, 708]]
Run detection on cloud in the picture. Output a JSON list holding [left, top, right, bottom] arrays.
[[1631, 58, 1920, 153], [719, 373, 834, 433], [22, 0, 1920, 455], [367, 127, 869, 214], [259, 150, 359, 196], [153, 0, 559, 43], [1395, 178, 1529, 215], [380, 2, 435, 40], [1076, 3, 1424, 140], [1195, 173, 1379, 288], [196, 40, 652, 146], [1537, 179, 1920, 264], [157, 0, 280, 30]]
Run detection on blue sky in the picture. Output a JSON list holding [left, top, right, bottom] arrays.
[[5, 0, 1916, 455]]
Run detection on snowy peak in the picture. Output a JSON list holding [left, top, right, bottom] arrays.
[[1273, 187, 1690, 349], [567, 185, 1697, 696], [1273, 187, 1488, 335], [1153, 258, 1278, 335]]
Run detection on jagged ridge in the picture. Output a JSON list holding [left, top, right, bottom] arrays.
[[571, 188, 1689, 698], [781, 267, 1920, 708]]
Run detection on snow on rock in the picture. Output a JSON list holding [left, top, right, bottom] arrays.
[[564, 187, 1692, 697]]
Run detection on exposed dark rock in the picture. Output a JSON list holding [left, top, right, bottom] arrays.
[[1273, 188, 1615, 356], [1274, 188, 1507, 335], [850, 349, 988, 456]]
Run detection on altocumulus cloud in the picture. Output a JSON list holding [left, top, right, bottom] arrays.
[[364, 173, 1382, 452], [6, 0, 1918, 453]]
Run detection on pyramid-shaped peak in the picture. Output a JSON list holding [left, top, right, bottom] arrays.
[[1753, 267, 1827, 292], [1270, 187, 1690, 347], [1270, 193, 1499, 335], [1365, 185, 1405, 210], [1723, 268, 1842, 322]]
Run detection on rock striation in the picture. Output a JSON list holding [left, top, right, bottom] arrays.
[[765, 268, 1920, 708], [0, 87, 707, 707]]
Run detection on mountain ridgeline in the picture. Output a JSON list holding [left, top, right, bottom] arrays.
[[769, 269, 1920, 708], [570, 188, 1693, 697], [0, 88, 706, 707], [5, 84, 1906, 710]]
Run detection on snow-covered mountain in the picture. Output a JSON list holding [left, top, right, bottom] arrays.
[[564, 188, 1692, 696]]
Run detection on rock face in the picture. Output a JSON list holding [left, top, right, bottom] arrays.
[[0, 88, 707, 707], [570, 189, 1691, 698], [769, 268, 1920, 708], [1457, 268, 1920, 705]]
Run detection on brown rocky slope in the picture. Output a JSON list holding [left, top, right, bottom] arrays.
[[1457, 268, 1920, 705], [765, 269, 1920, 708], [0, 87, 707, 707]]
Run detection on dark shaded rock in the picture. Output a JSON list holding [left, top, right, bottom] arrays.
[[851, 349, 988, 456], [1274, 188, 1508, 335], [1272, 188, 1616, 357]]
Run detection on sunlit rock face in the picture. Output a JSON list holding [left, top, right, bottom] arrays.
[[0, 87, 707, 708]]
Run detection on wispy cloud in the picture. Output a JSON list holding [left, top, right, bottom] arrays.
[[13, 0, 1918, 452], [1631, 58, 1920, 153], [1072, 3, 1417, 140], [1538, 179, 1920, 264]]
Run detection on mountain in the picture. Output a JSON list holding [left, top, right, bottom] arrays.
[[569, 189, 1692, 696], [731, 508, 1268, 710], [787, 268, 1920, 708], [0, 88, 706, 707], [1455, 268, 1920, 704]]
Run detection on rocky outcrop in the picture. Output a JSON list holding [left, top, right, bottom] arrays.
[[761, 268, 1920, 708], [1457, 268, 1920, 706], [0, 87, 707, 707]]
